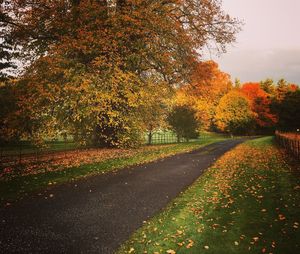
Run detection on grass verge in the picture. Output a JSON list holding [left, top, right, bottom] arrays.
[[0, 136, 227, 206], [118, 136, 300, 254]]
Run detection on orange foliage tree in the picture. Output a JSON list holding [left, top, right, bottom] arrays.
[[175, 61, 232, 130], [240, 83, 277, 128]]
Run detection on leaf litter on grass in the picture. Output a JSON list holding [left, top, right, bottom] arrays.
[[118, 137, 300, 254]]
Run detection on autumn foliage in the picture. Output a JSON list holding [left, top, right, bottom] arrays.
[[214, 90, 255, 134], [0, 0, 241, 147], [175, 61, 232, 129], [240, 83, 277, 128], [0, 1, 299, 146]]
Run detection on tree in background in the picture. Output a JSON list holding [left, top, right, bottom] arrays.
[[234, 78, 241, 88], [265, 79, 299, 132], [275, 79, 292, 102], [167, 105, 199, 142], [175, 61, 232, 130], [260, 78, 276, 96], [215, 91, 255, 135], [0, 1, 16, 81], [0, 81, 18, 141], [274, 90, 300, 131], [139, 79, 173, 145], [240, 83, 277, 131]]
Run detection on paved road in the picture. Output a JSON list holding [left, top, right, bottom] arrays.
[[0, 139, 246, 253]]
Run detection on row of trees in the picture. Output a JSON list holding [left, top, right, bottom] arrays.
[[0, 0, 241, 147], [174, 71, 300, 136]]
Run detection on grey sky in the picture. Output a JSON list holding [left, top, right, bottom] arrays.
[[211, 0, 300, 84]]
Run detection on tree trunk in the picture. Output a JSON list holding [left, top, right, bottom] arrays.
[[148, 131, 152, 145]]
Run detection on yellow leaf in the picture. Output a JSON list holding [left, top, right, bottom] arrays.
[[166, 250, 176, 254], [186, 239, 194, 248]]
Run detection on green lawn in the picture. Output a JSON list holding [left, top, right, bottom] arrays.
[[1, 131, 225, 156], [0, 134, 227, 206], [0, 140, 78, 156], [118, 137, 300, 254]]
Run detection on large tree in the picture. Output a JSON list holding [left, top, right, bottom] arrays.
[[1, 0, 241, 147], [4, 0, 241, 81]]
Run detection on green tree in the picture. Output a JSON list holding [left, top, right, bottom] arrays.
[[275, 90, 300, 131], [260, 78, 275, 96], [167, 105, 199, 142], [275, 79, 290, 101], [234, 78, 241, 88], [215, 91, 255, 135]]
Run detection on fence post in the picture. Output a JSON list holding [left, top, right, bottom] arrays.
[[0, 147, 2, 163], [19, 141, 22, 165]]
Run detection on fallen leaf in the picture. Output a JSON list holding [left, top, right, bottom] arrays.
[[186, 239, 194, 248], [176, 230, 183, 235], [166, 250, 176, 254]]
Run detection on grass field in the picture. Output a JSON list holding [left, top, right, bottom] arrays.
[[1, 131, 226, 156], [118, 137, 300, 254], [0, 134, 228, 206], [0, 140, 78, 156]]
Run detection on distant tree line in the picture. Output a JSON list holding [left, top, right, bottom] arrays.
[[174, 63, 300, 135]]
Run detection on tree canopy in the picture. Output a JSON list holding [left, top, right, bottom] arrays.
[[274, 90, 300, 131], [175, 60, 232, 130], [240, 83, 277, 128], [167, 105, 199, 142], [0, 0, 241, 147], [214, 90, 255, 135]]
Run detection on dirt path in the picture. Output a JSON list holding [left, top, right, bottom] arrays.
[[0, 139, 246, 253]]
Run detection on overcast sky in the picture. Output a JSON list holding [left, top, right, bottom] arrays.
[[209, 0, 300, 84]]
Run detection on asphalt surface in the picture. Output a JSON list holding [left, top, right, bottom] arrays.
[[0, 139, 246, 254]]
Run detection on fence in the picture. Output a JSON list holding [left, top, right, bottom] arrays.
[[1, 130, 205, 168], [275, 131, 300, 160], [0, 140, 79, 168], [145, 131, 179, 144]]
